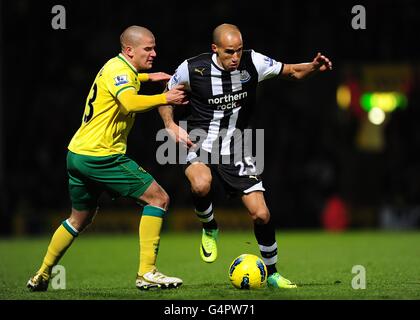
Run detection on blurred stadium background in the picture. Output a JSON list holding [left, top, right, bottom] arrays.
[[1, 0, 420, 236]]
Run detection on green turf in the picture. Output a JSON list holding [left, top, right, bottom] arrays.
[[0, 231, 419, 300]]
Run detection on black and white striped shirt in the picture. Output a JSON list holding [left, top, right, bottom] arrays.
[[168, 50, 283, 159]]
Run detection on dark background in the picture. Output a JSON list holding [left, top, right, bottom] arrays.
[[1, 0, 420, 234]]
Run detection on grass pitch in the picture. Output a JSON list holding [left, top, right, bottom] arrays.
[[1, 231, 419, 300]]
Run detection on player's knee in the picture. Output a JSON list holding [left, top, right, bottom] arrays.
[[251, 209, 270, 224], [159, 191, 170, 211], [67, 216, 90, 232], [191, 178, 211, 197], [69, 208, 98, 232], [149, 189, 170, 211]]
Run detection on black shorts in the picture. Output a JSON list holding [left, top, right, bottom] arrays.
[[184, 149, 265, 197]]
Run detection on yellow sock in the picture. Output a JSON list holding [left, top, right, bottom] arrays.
[[138, 205, 165, 276], [37, 220, 78, 279]]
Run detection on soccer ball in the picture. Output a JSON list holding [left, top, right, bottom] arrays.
[[229, 254, 267, 289]]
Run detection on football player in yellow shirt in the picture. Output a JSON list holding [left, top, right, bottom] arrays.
[[27, 26, 188, 291]]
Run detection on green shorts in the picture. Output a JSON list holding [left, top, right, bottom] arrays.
[[67, 151, 154, 210]]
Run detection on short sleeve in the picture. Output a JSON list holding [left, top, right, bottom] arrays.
[[167, 60, 191, 91], [251, 50, 283, 82]]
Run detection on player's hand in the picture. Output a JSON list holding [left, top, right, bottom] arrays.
[[148, 72, 172, 82], [166, 122, 195, 148], [165, 85, 189, 105], [312, 52, 333, 72]]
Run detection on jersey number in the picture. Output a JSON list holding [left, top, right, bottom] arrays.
[[84, 83, 97, 123], [235, 156, 256, 176]]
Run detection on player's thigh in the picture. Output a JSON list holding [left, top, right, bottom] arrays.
[[241, 191, 270, 222], [89, 154, 154, 201], [69, 151, 155, 204], [185, 162, 212, 194], [67, 152, 103, 212]]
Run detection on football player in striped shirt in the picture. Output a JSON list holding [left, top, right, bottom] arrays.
[[27, 26, 188, 291], [159, 23, 332, 289]]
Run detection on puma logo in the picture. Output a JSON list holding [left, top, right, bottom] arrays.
[[194, 68, 205, 76]]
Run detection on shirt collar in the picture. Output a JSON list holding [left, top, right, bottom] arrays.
[[118, 53, 138, 75], [212, 53, 225, 70]]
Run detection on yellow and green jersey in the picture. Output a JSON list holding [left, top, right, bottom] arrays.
[[68, 54, 148, 156]]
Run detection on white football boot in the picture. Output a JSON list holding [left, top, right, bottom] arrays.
[[136, 269, 183, 290]]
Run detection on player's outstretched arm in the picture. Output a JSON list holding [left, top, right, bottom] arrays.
[[280, 52, 332, 81], [118, 85, 187, 114], [138, 72, 172, 83]]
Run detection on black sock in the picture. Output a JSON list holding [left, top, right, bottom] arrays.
[[203, 219, 218, 230], [266, 264, 277, 275], [254, 220, 278, 275], [192, 191, 218, 230], [192, 191, 212, 212]]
